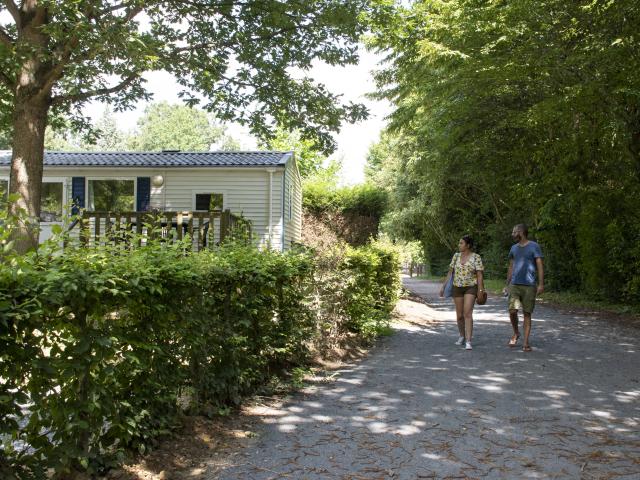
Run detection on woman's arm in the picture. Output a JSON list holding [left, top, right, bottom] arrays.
[[476, 270, 485, 292]]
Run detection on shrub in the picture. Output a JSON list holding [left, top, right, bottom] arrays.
[[0, 217, 399, 478], [307, 239, 401, 344], [342, 241, 401, 337], [302, 181, 388, 246], [0, 232, 312, 478], [303, 180, 387, 219]]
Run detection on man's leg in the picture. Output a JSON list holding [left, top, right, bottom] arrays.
[[522, 286, 536, 350], [509, 309, 520, 344], [522, 286, 536, 352], [508, 285, 522, 345], [523, 313, 532, 349]]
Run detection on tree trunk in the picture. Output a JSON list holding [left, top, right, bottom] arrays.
[[9, 96, 49, 253], [8, 2, 51, 254]]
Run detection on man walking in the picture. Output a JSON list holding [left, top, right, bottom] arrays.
[[506, 224, 544, 352]]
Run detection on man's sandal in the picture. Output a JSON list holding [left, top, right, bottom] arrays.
[[522, 345, 532, 352], [508, 334, 520, 347]]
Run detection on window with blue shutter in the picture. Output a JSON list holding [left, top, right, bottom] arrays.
[[136, 177, 151, 211], [71, 177, 85, 215]]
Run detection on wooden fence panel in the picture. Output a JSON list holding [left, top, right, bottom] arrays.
[[68, 210, 249, 252], [70, 210, 251, 251]]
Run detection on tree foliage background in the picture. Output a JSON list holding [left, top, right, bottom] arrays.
[[128, 102, 239, 151], [266, 128, 327, 178], [42, 103, 240, 151], [368, 0, 640, 302], [0, 0, 373, 251]]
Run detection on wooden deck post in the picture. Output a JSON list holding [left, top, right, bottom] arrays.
[[79, 212, 89, 246], [177, 212, 183, 240], [221, 209, 230, 243]]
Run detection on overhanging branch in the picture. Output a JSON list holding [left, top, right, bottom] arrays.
[[36, 38, 80, 101], [50, 74, 139, 105], [2, 0, 21, 28], [0, 26, 15, 47], [37, 2, 143, 101], [99, 2, 131, 15], [0, 68, 14, 88], [123, 5, 144, 22], [97, 1, 145, 19]]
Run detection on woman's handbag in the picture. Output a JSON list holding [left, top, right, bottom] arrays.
[[476, 290, 488, 305], [443, 274, 454, 298], [443, 252, 458, 298]]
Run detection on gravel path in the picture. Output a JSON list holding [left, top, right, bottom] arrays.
[[215, 276, 640, 479]]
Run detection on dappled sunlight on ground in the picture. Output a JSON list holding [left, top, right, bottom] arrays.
[[186, 276, 640, 479]]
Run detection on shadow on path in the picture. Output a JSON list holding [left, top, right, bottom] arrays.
[[211, 276, 640, 479]]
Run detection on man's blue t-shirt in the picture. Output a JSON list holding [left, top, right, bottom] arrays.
[[509, 241, 543, 286]]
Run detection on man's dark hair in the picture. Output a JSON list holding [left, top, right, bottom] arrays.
[[515, 224, 529, 237], [461, 235, 475, 250]]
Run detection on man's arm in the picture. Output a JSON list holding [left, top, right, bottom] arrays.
[[536, 257, 544, 294], [504, 259, 513, 295]]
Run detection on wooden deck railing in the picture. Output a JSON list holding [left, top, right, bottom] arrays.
[[68, 209, 251, 251]]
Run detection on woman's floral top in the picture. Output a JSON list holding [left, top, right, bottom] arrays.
[[449, 252, 484, 287]]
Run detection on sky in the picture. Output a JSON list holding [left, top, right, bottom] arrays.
[[85, 47, 392, 185]]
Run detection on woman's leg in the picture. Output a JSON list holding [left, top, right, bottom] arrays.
[[463, 293, 476, 342], [453, 295, 465, 338]]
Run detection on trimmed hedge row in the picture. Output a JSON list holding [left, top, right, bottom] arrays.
[[0, 234, 400, 478], [342, 243, 401, 337]]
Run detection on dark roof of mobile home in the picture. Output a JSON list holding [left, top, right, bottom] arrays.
[[0, 150, 293, 168]]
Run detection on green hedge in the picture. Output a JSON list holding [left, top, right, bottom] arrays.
[[342, 242, 401, 337], [0, 229, 400, 478], [303, 180, 388, 218]]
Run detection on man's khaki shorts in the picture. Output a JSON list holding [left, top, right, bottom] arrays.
[[509, 284, 537, 314]]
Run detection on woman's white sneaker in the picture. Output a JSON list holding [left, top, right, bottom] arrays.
[[455, 336, 465, 345], [465, 342, 473, 350]]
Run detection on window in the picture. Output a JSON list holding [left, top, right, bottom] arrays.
[[40, 182, 63, 222], [195, 193, 223, 212], [88, 179, 134, 211], [0, 179, 7, 211]]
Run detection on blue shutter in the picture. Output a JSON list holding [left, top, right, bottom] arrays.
[[136, 177, 151, 212], [71, 177, 85, 214]]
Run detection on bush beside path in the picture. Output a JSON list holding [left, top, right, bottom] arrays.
[[202, 275, 640, 479]]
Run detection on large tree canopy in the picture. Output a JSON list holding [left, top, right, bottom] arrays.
[[128, 102, 238, 151], [0, 0, 372, 251], [266, 127, 327, 178], [43, 108, 128, 151], [368, 0, 640, 302]]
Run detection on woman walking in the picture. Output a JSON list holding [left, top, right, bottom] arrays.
[[439, 235, 485, 350]]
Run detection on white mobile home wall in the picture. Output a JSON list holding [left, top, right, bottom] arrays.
[[0, 163, 302, 251], [282, 155, 303, 251]]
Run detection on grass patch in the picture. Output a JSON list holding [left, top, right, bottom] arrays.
[[375, 325, 395, 337], [539, 291, 640, 316], [409, 273, 639, 318], [484, 279, 506, 295], [485, 278, 640, 317]]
